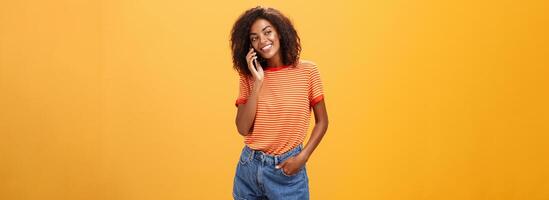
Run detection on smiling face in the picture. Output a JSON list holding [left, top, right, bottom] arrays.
[[249, 18, 281, 64]]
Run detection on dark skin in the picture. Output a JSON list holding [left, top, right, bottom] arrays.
[[235, 19, 329, 176]]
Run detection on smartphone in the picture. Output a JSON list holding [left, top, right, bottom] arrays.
[[250, 44, 258, 68], [250, 45, 264, 68]]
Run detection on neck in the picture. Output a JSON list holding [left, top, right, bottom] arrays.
[[267, 54, 284, 67]]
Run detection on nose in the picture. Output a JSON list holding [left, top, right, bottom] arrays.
[[259, 35, 269, 45]]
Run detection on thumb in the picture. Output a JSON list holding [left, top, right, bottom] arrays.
[[254, 59, 262, 70], [276, 161, 286, 169]]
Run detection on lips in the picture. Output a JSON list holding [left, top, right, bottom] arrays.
[[261, 44, 273, 52]]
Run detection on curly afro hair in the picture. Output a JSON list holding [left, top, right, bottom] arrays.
[[230, 6, 301, 76]]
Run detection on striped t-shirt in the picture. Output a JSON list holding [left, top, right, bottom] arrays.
[[235, 60, 324, 155]]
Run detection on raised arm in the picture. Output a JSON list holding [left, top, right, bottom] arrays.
[[236, 81, 262, 136], [235, 48, 264, 136]]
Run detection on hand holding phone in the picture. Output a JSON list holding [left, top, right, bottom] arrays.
[[246, 47, 264, 82]]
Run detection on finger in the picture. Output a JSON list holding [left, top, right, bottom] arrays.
[[246, 55, 252, 64], [247, 55, 254, 65], [254, 59, 262, 71], [247, 56, 255, 69], [248, 48, 254, 57], [276, 160, 287, 169], [247, 50, 255, 59], [246, 48, 254, 60], [249, 58, 260, 78]]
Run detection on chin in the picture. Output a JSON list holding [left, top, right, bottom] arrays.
[[260, 51, 278, 60], [261, 54, 274, 60]]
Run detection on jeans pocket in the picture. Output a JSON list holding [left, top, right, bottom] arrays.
[[279, 166, 303, 177], [239, 150, 252, 166]]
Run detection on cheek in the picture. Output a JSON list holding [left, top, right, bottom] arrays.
[[252, 42, 260, 50], [273, 35, 280, 46]]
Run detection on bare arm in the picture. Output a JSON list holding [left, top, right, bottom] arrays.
[[235, 47, 264, 136], [235, 82, 262, 136], [276, 99, 329, 174], [301, 99, 329, 160]]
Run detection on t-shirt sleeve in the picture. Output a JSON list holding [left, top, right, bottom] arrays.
[[308, 64, 325, 107], [235, 73, 251, 107]]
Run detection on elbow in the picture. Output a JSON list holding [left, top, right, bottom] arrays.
[[317, 118, 329, 132], [235, 119, 252, 136], [237, 126, 251, 136]]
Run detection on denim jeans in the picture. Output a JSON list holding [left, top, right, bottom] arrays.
[[233, 144, 310, 200]]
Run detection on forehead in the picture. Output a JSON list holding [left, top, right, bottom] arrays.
[[249, 18, 274, 34]]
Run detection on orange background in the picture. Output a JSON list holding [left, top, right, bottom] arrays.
[[1, 0, 548, 199]]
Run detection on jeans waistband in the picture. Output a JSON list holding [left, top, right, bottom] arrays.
[[243, 144, 303, 166]]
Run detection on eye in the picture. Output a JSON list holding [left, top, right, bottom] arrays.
[[250, 37, 257, 42], [265, 30, 272, 35]]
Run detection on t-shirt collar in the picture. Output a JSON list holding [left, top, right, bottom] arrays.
[[264, 65, 290, 72]]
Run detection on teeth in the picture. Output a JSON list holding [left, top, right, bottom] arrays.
[[261, 44, 272, 50]]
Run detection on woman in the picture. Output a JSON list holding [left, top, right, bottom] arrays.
[[230, 6, 329, 200]]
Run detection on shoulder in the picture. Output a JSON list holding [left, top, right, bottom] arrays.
[[296, 59, 319, 73], [297, 59, 318, 68]]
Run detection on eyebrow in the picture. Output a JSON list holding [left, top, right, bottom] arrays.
[[249, 25, 272, 36]]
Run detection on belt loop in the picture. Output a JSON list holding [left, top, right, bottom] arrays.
[[274, 156, 278, 165], [249, 149, 254, 161]]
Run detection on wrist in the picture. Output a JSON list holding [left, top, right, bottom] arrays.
[[253, 80, 263, 87], [298, 151, 311, 162], [252, 82, 263, 94]]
